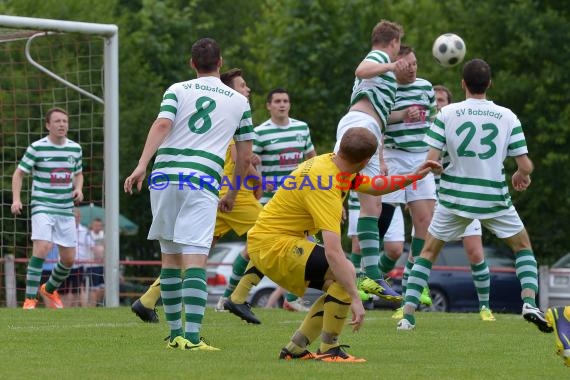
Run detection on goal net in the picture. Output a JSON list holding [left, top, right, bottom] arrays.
[[0, 16, 119, 307]]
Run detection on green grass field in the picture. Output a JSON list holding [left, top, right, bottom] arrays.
[[1, 307, 565, 379]]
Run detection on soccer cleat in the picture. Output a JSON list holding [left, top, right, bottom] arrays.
[[545, 307, 570, 366], [215, 296, 228, 312], [522, 303, 553, 333], [22, 298, 38, 310], [131, 299, 159, 323], [279, 347, 315, 360], [224, 299, 261, 324], [39, 284, 63, 309], [357, 276, 402, 303], [283, 298, 310, 312], [391, 307, 403, 320], [420, 286, 433, 306], [315, 345, 366, 363], [358, 290, 372, 301], [479, 306, 496, 321], [397, 318, 415, 331], [166, 336, 220, 351]]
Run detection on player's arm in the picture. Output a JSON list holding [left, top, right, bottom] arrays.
[[72, 172, 84, 204], [305, 149, 317, 159], [322, 230, 364, 331], [355, 55, 412, 79], [355, 159, 442, 196], [512, 154, 533, 191], [124, 118, 172, 194], [11, 168, 26, 215]]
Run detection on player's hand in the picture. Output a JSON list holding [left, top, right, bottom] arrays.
[[251, 154, 261, 166], [11, 201, 22, 216], [415, 160, 442, 178], [348, 299, 365, 332], [73, 189, 84, 204], [341, 206, 347, 223], [124, 165, 147, 194], [253, 185, 263, 200], [380, 159, 389, 176], [512, 170, 531, 191], [219, 192, 237, 212], [406, 105, 421, 122]]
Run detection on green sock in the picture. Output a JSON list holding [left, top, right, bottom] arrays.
[[515, 249, 538, 306], [223, 254, 249, 298], [45, 261, 71, 293], [471, 260, 490, 310], [350, 252, 362, 271], [411, 237, 425, 258], [183, 267, 207, 344], [358, 216, 381, 279], [404, 257, 433, 309], [378, 253, 397, 275], [286, 292, 298, 302], [161, 268, 183, 340], [25, 256, 44, 299]]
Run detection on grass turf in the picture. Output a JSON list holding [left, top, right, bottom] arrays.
[[0, 307, 565, 379]]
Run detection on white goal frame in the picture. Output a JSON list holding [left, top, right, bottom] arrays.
[[0, 15, 120, 307]]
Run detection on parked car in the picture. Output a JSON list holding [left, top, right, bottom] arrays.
[[384, 242, 523, 313], [207, 241, 322, 307], [548, 253, 570, 308]]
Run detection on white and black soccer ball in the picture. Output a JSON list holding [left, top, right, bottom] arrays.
[[432, 33, 466, 68]]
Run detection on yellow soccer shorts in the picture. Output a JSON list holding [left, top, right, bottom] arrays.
[[248, 236, 317, 297], [214, 196, 262, 238]]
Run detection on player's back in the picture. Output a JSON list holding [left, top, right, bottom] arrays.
[[350, 50, 398, 126], [153, 76, 253, 192], [437, 98, 524, 181], [427, 98, 528, 218]]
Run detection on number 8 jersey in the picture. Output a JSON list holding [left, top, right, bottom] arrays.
[[153, 76, 254, 197], [425, 98, 528, 219]]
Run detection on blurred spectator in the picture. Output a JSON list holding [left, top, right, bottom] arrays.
[[85, 218, 105, 306]]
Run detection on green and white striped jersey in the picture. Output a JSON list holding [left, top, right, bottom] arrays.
[[154, 76, 254, 197], [253, 118, 314, 205], [425, 98, 528, 219], [385, 78, 436, 152], [18, 137, 82, 216], [350, 50, 398, 127]]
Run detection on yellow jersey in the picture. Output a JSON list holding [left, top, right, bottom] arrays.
[[248, 153, 353, 244]]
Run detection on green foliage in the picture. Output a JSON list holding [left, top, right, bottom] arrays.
[[0, 307, 566, 378], [2, 0, 570, 261]]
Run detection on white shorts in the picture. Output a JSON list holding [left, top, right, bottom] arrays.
[[459, 219, 482, 238], [334, 111, 382, 177], [31, 213, 76, 247], [148, 185, 217, 254], [381, 148, 437, 203], [347, 208, 359, 238], [429, 204, 524, 242], [348, 204, 405, 243], [384, 205, 405, 242]]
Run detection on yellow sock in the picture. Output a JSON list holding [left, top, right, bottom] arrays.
[[319, 282, 350, 353], [139, 278, 161, 309], [230, 262, 262, 304], [298, 294, 326, 344]]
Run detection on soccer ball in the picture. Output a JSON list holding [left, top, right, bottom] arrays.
[[432, 33, 466, 68]]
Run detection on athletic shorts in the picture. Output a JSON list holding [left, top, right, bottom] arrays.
[[248, 235, 318, 297], [384, 204, 405, 242], [149, 186, 217, 254], [459, 219, 482, 238], [334, 111, 382, 177], [214, 195, 262, 237], [381, 148, 437, 203], [429, 204, 524, 242], [84, 266, 105, 288], [31, 213, 76, 248]]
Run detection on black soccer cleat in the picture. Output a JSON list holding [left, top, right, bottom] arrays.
[[131, 299, 159, 323], [223, 299, 261, 324]]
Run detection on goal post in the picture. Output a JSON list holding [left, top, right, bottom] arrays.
[[0, 15, 120, 307]]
